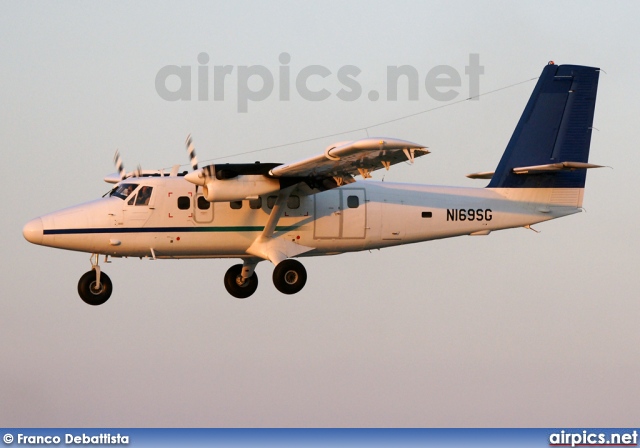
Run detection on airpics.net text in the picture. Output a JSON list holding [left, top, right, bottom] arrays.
[[155, 53, 484, 112]]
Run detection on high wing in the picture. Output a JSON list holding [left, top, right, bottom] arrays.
[[269, 137, 428, 185], [184, 136, 429, 200]]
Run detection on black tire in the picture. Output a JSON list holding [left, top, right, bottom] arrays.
[[78, 270, 113, 306], [224, 264, 259, 299], [272, 259, 307, 295]]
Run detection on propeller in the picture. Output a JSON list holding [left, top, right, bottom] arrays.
[[186, 134, 198, 171], [185, 134, 204, 194], [112, 150, 141, 180], [114, 150, 126, 180]]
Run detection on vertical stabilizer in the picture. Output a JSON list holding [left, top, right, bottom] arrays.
[[487, 63, 600, 190]]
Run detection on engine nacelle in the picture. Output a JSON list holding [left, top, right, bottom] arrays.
[[202, 175, 281, 202]]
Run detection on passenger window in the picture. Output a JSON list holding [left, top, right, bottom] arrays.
[[267, 196, 278, 209], [177, 196, 190, 210], [347, 195, 359, 208], [287, 195, 300, 209], [197, 196, 210, 210], [249, 197, 262, 209], [230, 201, 243, 210], [135, 186, 153, 206], [128, 195, 136, 206]]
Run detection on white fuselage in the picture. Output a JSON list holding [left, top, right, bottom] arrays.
[[25, 176, 581, 260]]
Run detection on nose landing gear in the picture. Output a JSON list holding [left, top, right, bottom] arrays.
[[77, 254, 112, 306]]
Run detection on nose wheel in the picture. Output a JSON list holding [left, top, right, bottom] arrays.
[[78, 269, 112, 306]]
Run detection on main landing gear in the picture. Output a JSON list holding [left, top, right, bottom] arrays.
[[272, 259, 307, 295], [223, 259, 307, 298], [224, 264, 259, 299], [77, 254, 112, 306]]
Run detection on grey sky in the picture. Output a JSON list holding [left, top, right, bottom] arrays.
[[1, 0, 639, 427]]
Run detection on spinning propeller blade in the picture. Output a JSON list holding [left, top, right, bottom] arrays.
[[114, 150, 126, 180], [185, 134, 202, 194], [186, 134, 198, 171]]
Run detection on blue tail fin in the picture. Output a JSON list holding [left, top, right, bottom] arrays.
[[487, 63, 600, 189]]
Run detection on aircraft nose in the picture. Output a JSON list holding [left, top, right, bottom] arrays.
[[23, 217, 44, 245]]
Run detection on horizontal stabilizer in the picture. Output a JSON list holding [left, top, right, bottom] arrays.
[[466, 171, 495, 180], [512, 161, 604, 175]]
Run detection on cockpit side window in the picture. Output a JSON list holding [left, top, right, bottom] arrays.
[[135, 186, 153, 206], [111, 183, 139, 200]]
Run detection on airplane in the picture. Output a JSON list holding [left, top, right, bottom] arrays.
[[23, 62, 602, 305]]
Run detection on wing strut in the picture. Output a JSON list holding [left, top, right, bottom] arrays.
[[246, 186, 314, 265]]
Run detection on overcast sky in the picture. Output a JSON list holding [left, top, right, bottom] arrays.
[[1, 0, 639, 427]]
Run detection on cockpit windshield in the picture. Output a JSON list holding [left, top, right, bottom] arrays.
[[110, 183, 138, 200]]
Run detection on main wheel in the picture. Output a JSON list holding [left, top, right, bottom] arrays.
[[272, 259, 307, 295], [78, 270, 113, 306], [224, 264, 259, 299]]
